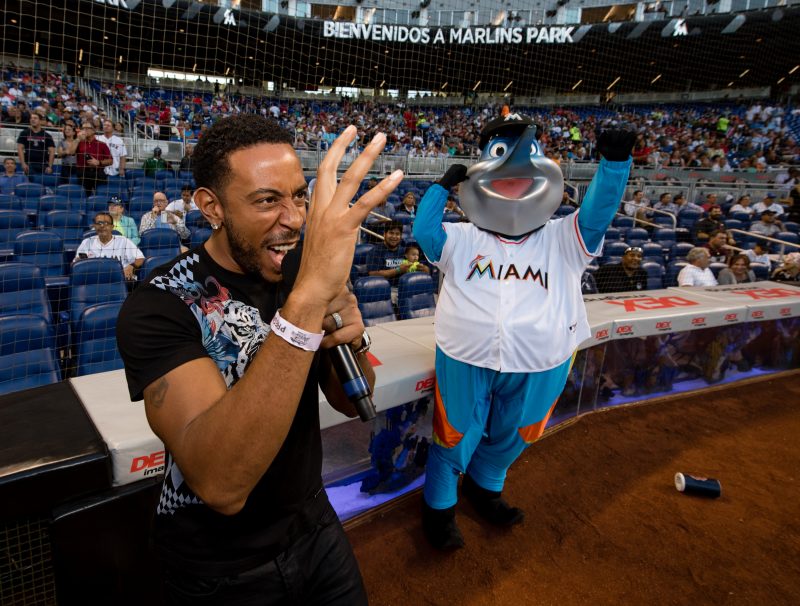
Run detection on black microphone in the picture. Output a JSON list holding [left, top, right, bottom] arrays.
[[328, 343, 376, 422], [281, 247, 376, 422]]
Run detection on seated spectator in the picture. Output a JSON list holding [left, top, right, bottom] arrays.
[[444, 195, 466, 219], [166, 184, 198, 219], [595, 246, 647, 293], [717, 254, 756, 285], [700, 193, 718, 213], [143, 147, 169, 177], [749, 210, 784, 247], [0, 157, 26, 195], [108, 196, 140, 245], [622, 190, 651, 222], [398, 244, 430, 275], [674, 193, 704, 217], [752, 193, 785, 217], [75, 212, 144, 280], [398, 192, 417, 216], [770, 252, 800, 283], [367, 221, 408, 285], [651, 192, 678, 218], [704, 230, 733, 264], [729, 195, 754, 218], [140, 191, 190, 239], [677, 247, 717, 287], [745, 241, 771, 268], [693, 205, 725, 243]]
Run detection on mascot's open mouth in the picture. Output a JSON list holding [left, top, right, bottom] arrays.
[[489, 178, 533, 199]]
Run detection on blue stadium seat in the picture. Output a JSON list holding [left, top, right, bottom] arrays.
[[625, 228, 649, 248], [775, 232, 799, 248], [73, 302, 124, 376], [677, 209, 702, 230], [397, 273, 436, 320], [128, 196, 154, 224], [783, 221, 799, 234], [37, 195, 72, 215], [750, 263, 770, 281], [354, 277, 395, 326], [0, 194, 22, 211], [730, 211, 752, 223], [351, 242, 374, 283], [0, 314, 61, 396], [69, 257, 128, 327], [652, 215, 675, 227], [125, 168, 145, 181], [709, 262, 727, 279], [602, 241, 629, 262], [670, 242, 694, 261], [641, 261, 665, 290], [641, 242, 665, 264], [185, 210, 209, 232], [86, 195, 113, 216], [54, 184, 86, 203], [665, 261, 688, 287], [443, 212, 463, 223], [604, 227, 621, 241], [0, 263, 53, 324], [41, 210, 87, 251], [139, 228, 181, 259], [653, 228, 676, 249], [13, 231, 66, 284], [612, 215, 635, 229], [14, 182, 45, 201], [155, 170, 175, 181], [724, 219, 744, 231], [189, 228, 212, 248], [139, 255, 174, 282], [394, 212, 414, 226], [0, 210, 28, 257], [556, 205, 576, 217], [95, 182, 129, 201]]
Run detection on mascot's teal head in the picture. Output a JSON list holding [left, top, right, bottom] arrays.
[[459, 114, 564, 236]]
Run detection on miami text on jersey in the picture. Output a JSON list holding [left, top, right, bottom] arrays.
[[465, 254, 548, 289]]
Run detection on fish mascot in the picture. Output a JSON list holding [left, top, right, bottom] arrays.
[[412, 114, 634, 549]]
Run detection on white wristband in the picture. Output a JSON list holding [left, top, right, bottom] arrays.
[[270, 310, 324, 352]]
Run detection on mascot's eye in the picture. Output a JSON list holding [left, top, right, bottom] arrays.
[[487, 141, 508, 158]]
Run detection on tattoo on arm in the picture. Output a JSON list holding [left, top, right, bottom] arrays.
[[148, 378, 169, 409]]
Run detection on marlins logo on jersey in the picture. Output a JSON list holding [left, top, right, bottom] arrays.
[[465, 253, 548, 289]]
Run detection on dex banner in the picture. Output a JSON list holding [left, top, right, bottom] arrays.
[[323, 22, 576, 45]]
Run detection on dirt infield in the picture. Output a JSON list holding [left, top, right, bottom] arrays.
[[347, 372, 800, 606]]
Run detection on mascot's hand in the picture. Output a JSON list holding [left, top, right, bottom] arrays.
[[438, 164, 468, 189], [596, 129, 636, 162]]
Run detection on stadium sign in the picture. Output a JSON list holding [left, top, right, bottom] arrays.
[[323, 22, 576, 45]]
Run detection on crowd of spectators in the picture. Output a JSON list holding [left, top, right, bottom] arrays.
[[90, 78, 800, 169]]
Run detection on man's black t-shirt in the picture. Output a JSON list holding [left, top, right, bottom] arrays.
[[117, 245, 324, 575], [595, 263, 648, 293], [16, 127, 55, 169]]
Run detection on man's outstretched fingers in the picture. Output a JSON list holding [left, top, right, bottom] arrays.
[[350, 170, 404, 223]]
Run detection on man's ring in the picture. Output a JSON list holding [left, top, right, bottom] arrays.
[[331, 312, 343, 330]]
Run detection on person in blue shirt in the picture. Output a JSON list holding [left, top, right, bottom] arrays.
[[0, 157, 27, 195]]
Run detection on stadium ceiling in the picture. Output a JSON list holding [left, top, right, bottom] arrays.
[[2, 1, 799, 97]]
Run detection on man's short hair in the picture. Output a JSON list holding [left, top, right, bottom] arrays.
[[384, 221, 403, 233], [761, 210, 776, 217], [192, 115, 293, 195], [181, 183, 192, 192], [94, 212, 113, 224]]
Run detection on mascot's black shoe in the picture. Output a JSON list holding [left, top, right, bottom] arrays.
[[422, 502, 465, 550], [462, 475, 525, 527]]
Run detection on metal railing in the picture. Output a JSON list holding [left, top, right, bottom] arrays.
[[727, 228, 800, 261]]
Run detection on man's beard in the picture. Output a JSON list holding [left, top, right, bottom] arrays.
[[225, 214, 300, 282]]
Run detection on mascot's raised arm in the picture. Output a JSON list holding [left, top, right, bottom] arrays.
[[413, 114, 635, 550]]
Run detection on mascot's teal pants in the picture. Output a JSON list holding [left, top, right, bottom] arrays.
[[423, 347, 574, 510]]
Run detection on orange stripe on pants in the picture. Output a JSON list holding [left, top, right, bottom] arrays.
[[432, 380, 464, 448], [517, 400, 557, 444]]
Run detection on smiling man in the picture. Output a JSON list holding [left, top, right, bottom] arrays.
[[117, 115, 401, 603]]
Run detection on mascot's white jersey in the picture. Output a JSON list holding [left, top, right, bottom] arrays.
[[433, 210, 599, 372]]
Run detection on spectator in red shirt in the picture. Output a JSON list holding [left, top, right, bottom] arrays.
[[68, 123, 112, 195]]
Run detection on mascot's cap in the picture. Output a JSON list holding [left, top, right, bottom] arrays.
[[479, 114, 537, 151]]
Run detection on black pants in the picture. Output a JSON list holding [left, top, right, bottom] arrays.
[[79, 167, 107, 195], [161, 502, 368, 605]]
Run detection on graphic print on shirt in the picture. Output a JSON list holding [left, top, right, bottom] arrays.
[[149, 253, 271, 515], [465, 253, 549, 289]]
